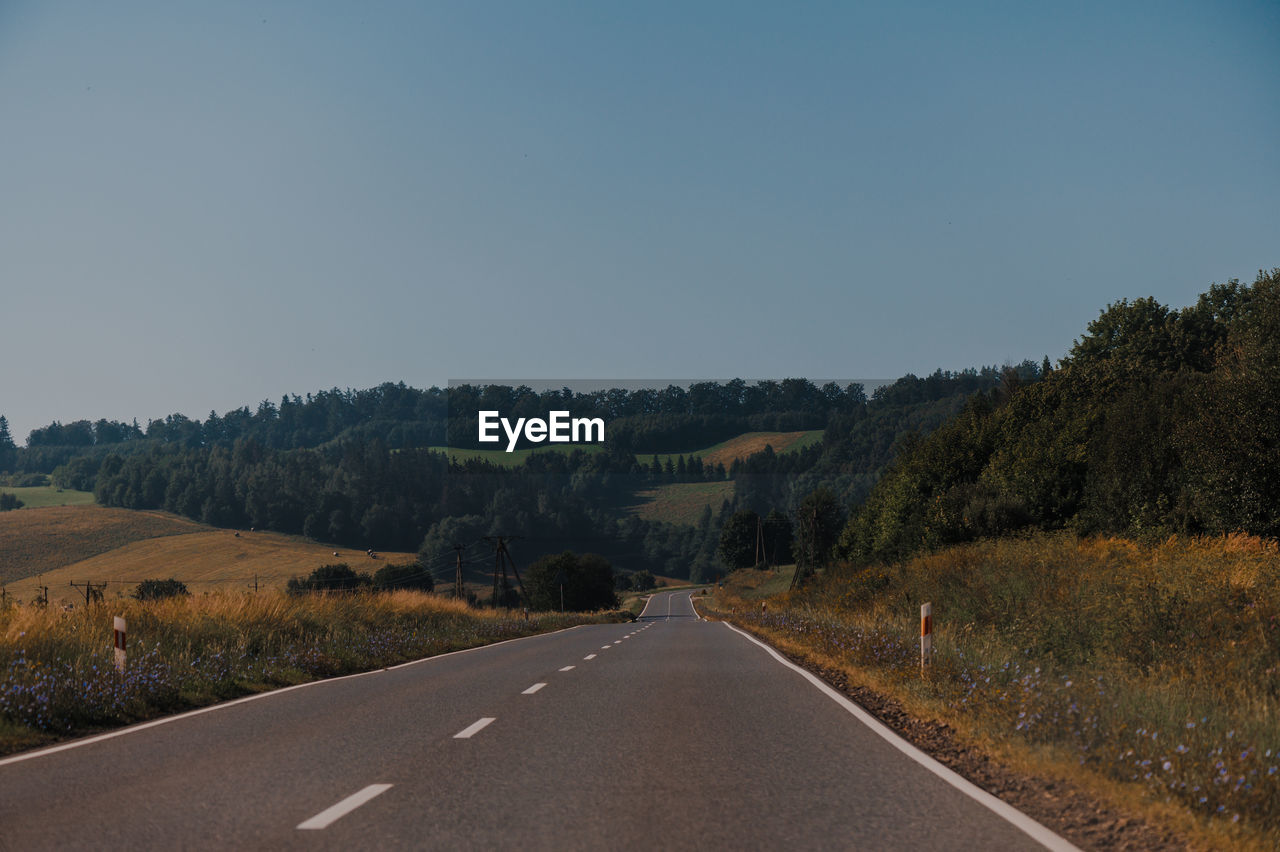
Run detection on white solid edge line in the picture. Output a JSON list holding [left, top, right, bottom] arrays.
[[0, 624, 588, 769], [637, 593, 660, 619], [722, 622, 1082, 852], [522, 682, 546, 694], [688, 592, 703, 621], [297, 783, 393, 830], [453, 717, 496, 739]]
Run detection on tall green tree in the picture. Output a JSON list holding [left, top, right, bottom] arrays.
[[718, 510, 760, 571], [794, 487, 844, 571], [523, 551, 616, 611]]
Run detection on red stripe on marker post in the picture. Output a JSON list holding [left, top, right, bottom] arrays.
[[920, 603, 932, 675], [113, 616, 126, 672]]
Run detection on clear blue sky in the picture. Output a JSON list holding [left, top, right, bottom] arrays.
[[2, 1, 1277, 445]]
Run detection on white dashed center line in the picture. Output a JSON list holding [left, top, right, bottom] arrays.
[[601, 645, 612, 649], [522, 683, 546, 695], [453, 717, 496, 739], [584, 654, 597, 660], [559, 665, 575, 672], [297, 784, 393, 830]]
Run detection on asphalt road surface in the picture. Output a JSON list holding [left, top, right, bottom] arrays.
[[0, 590, 1077, 850]]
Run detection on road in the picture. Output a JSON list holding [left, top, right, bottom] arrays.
[[0, 591, 1076, 850]]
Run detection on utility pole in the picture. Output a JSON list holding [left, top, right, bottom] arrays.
[[485, 536, 529, 609], [69, 580, 108, 607], [453, 544, 467, 602], [490, 538, 503, 608], [754, 516, 761, 568], [498, 539, 529, 608], [789, 506, 818, 591]]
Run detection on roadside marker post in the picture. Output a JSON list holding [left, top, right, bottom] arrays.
[[113, 616, 126, 673], [920, 603, 932, 675]]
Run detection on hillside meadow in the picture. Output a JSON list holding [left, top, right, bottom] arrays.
[[627, 481, 735, 525], [0, 506, 416, 605], [0, 486, 95, 509], [705, 533, 1280, 849], [640, 429, 823, 470], [0, 506, 201, 587]]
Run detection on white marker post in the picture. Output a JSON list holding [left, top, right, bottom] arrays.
[[113, 616, 126, 673], [920, 603, 932, 676]]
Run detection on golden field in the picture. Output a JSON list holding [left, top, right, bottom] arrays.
[[0, 506, 414, 605]]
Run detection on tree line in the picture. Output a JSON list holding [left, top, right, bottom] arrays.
[[3, 369, 1022, 584], [838, 269, 1280, 565]]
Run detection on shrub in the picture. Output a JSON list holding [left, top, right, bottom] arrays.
[[524, 552, 617, 611], [372, 561, 434, 593], [286, 564, 371, 595], [132, 578, 190, 601]]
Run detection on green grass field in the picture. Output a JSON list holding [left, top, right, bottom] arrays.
[[627, 481, 736, 525], [430, 443, 605, 467], [0, 486, 95, 509]]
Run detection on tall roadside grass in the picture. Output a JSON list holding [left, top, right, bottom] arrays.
[[708, 533, 1280, 842], [0, 592, 619, 751]]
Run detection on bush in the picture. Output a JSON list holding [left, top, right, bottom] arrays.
[[0, 493, 24, 511], [286, 564, 371, 595], [630, 569, 656, 591], [524, 552, 617, 611], [372, 561, 434, 593], [133, 578, 190, 600]]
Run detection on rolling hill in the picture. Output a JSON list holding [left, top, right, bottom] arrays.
[[626, 481, 735, 525], [0, 506, 415, 606], [638, 430, 823, 470]]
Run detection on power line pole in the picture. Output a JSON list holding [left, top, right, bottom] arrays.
[[754, 516, 762, 568], [490, 538, 503, 607], [484, 536, 529, 609], [789, 506, 818, 591], [498, 538, 529, 608], [453, 544, 466, 602], [69, 580, 108, 607]]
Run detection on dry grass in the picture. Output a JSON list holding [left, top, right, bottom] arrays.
[[0, 506, 201, 586], [0, 506, 415, 604], [706, 533, 1280, 846], [697, 430, 819, 468], [4, 531, 415, 605], [0, 589, 621, 752]]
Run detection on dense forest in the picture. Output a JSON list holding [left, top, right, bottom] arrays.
[[1, 374, 1009, 582], [839, 269, 1280, 565], [15, 268, 1272, 586]]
